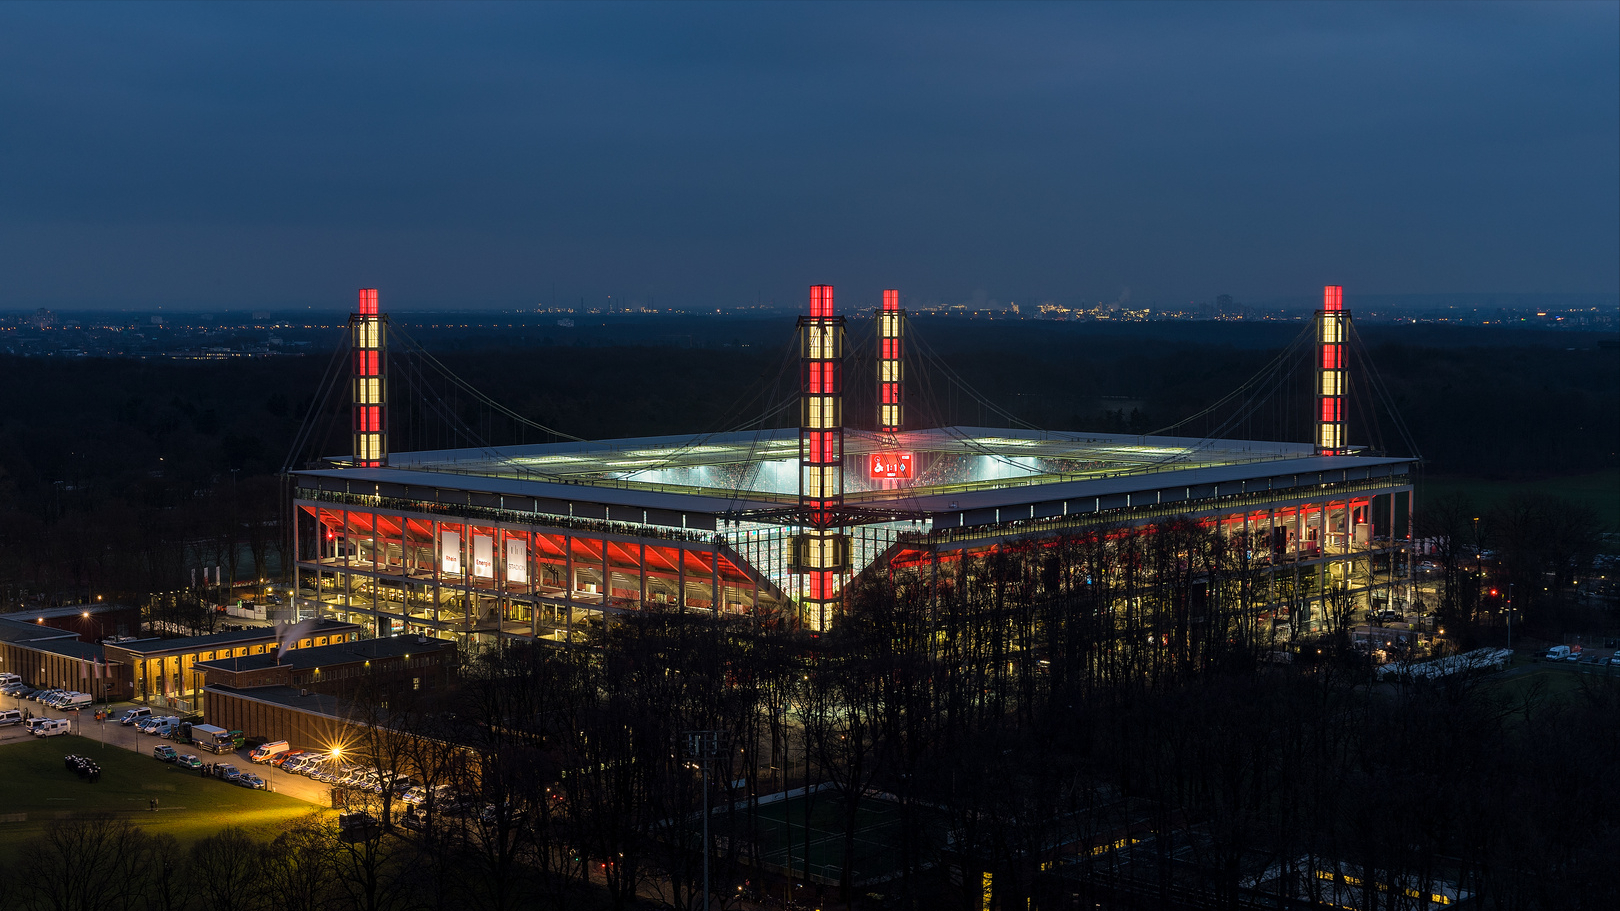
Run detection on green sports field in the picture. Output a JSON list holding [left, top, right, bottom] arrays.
[[1418, 470, 1620, 537], [0, 734, 325, 852], [718, 791, 943, 885]]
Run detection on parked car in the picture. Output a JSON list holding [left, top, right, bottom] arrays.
[[272, 749, 308, 769], [237, 773, 268, 790], [337, 811, 381, 841], [153, 744, 178, 762], [214, 763, 242, 783], [176, 754, 203, 770]]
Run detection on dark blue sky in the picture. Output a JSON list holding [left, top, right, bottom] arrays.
[[1, 2, 1615, 310]]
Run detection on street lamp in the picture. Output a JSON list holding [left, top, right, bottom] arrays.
[[682, 730, 726, 911]]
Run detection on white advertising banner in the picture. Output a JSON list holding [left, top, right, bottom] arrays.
[[472, 534, 495, 579], [440, 530, 461, 575], [505, 538, 528, 584]]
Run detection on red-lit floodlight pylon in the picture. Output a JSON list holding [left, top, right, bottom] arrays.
[[1316, 285, 1348, 456], [351, 289, 387, 467], [796, 285, 848, 630], [878, 289, 904, 433]]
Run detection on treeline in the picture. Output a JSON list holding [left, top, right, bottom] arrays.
[[1418, 491, 1609, 642], [38, 517, 1587, 911]]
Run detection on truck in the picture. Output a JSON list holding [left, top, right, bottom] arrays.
[[191, 724, 242, 754]]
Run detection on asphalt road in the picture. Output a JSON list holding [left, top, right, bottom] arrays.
[[0, 696, 332, 807]]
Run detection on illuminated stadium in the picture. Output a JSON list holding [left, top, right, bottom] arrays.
[[292, 285, 1415, 645]]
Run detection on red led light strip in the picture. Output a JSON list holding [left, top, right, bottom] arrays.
[[1316, 285, 1347, 455], [351, 287, 387, 467], [799, 284, 845, 627], [878, 288, 903, 433]]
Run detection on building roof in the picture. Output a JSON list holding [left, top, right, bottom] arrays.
[[0, 616, 80, 644], [298, 425, 1412, 527], [194, 634, 454, 675], [103, 619, 359, 657], [22, 639, 111, 661], [912, 453, 1415, 521], [0, 604, 132, 622], [204, 684, 352, 721]]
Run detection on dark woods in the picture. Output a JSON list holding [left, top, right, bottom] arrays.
[[8, 517, 1614, 911]]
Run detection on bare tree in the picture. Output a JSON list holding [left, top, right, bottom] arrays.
[[189, 827, 266, 911]]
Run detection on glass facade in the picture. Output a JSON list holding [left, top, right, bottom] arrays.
[[294, 494, 789, 651]]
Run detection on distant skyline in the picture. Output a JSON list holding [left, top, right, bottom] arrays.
[[1, 2, 1616, 310]]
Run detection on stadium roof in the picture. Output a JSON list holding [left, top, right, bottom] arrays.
[[301, 427, 1411, 528]]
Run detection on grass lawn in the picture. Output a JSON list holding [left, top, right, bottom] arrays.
[[1488, 662, 1618, 715], [720, 792, 943, 885], [1419, 469, 1620, 537], [0, 734, 325, 853]]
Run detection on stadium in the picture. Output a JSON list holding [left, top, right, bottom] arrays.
[[291, 286, 1416, 647]]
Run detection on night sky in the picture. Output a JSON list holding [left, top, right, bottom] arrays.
[[1, 2, 1615, 310]]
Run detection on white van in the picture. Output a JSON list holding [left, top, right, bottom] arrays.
[[120, 707, 153, 726], [1545, 646, 1573, 661], [35, 719, 71, 737], [0, 709, 22, 726], [147, 718, 180, 737], [249, 741, 291, 764], [0, 673, 21, 687], [59, 693, 93, 710]]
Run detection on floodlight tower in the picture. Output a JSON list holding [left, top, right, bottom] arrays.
[[797, 285, 847, 630], [877, 289, 904, 434], [1316, 285, 1348, 456], [351, 288, 387, 467]]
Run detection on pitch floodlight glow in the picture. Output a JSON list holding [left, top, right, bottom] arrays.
[[1316, 285, 1348, 455], [351, 288, 387, 467]]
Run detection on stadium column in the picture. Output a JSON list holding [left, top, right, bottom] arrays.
[[878, 289, 904, 433], [798, 285, 847, 631], [351, 288, 387, 467], [1316, 285, 1348, 456]]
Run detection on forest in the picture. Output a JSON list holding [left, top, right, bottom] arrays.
[[4, 523, 1616, 910]]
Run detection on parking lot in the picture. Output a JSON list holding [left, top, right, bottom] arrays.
[[0, 694, 333, 806]]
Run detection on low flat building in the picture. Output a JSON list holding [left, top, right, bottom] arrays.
[[0, 616, 128, 700], [194, 634, 456, 696], [103, 619, 361, 712], [0, 604, 139, 641], [203, 684, 358, 756]]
